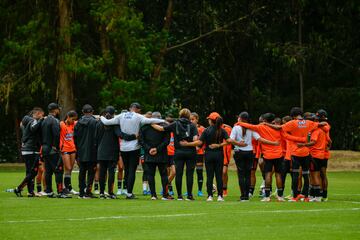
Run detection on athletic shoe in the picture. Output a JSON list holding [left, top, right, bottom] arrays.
[[277, 196, 285, 202], [62, 188, 71, 195], [261, 197, 271, 202], [240, 199, 250, 202], [206, 196, 213, 202], [122, 189, 128, 195], [288, 197, 298, 202], [169, 190, 174, 196], [58, 193, 72, 199], [151, 196, 157, 200], [183, 192, 188, 197], [116, 189, 122, 195], [143, 190, 150, 196], [94, 190, 100, 195], [99, 194, 107, 199], [47, 192, 56, 198], [309, 197, 321, 202], [223, 189, 228, 197], [177, 197, 184, 201], [14, 188, 22, 197], [285, 194, 292, 200], [186, 196, 195, 201], [322, 198, 328, 202], [38, 191, 47, 196], [79, 194, 90, 199], [70, 189, 79, 195], [303, 197, 310, 202], [108, 194, 117, 199], [27, 192, 35, 197], [197, 191, 204, 197], [34, 192, 42, 197], [162, 195, 174, 201], [296, 194, 305, 201], [85, 192, 98, 198], [248, 192, 253, 198], [126, 194, 136, 200], [217, 196, 224, 202]]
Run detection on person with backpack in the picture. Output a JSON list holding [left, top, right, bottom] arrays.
[[151, 108, 199, 201]]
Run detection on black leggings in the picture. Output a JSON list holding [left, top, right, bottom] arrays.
[[44, 153, 63, 194], [121, 149, 140, 194], [146, 162, 168, 197], [18, 154, 40, 193], [292, 156, 310, 197], [234, 151, 253, 199], [174, 151, 196, 197], [205, 151, 223, 197], [78, 161, 97, 195], [99, 160, 117, 194]]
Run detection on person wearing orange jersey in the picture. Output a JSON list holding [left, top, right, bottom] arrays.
[[222, 123, 232, 197], [316, 109, 331, 201], [267, 107, 322, 202], [60, 111, 78, 195], [191, 112, 206, 197], [166, 115, 176, 195], [297, 113, 327, 202]]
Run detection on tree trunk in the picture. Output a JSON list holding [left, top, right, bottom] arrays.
[[151, 0, 174, 81], [298, 4, 304, 110], [57, 0, 75, 118], [13, 105, 22, 162], [114, 45, 126, 80]]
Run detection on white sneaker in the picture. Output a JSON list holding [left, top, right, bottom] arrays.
[[261, 197, 271, 202], [94, 190, 100, 195], [116, 189, 122, 195], [217, 196, 224, 202], [151, 196, 157, 200], [206, 196, 213, 202], [277, 196, 285, 202], [122, 189, 128, 195], [38, 191, 47, 196], [248, 193, 253, 198], [70, 189, 79, 195], [310, 197, 322, 202]]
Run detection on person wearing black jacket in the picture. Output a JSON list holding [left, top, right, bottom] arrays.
[[14, 107, 44, 197], [41, 103, 69, 198], [140, 112, 172, 200], [152, 108, 199, 201], [95, 106, 137, 199], [74, 104, 98, 198]]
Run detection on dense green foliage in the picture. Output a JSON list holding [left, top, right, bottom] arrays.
[[0, 0, 359, 161]]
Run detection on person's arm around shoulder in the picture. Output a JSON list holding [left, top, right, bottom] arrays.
[[100, 114, 121, 126]]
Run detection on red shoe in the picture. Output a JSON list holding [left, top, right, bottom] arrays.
[[223, 189, 228, 197], [296, 194, 305, 201], [288, 197, 298, 202], [304, 197, 310, 202]]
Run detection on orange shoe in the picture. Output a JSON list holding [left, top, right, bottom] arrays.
[[288, 197, 298, 202], [296, 194, 305, 201], [223, 189, 228, 197], [304, 197, 310, 202]]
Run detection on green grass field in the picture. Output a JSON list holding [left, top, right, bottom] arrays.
[[0, 170, 360, 240]]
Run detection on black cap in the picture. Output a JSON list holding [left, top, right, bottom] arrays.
[[316, 109, 328, 119], [239, 111, 250, 120], [130, 102, 141, 109], [105, 106, 116, 115], [290, 107, 303, 117], [48, 103, 60, 111], [82, 104, 94, 113]]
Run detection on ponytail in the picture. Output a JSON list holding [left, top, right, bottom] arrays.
[[213, 117, 223, 143]]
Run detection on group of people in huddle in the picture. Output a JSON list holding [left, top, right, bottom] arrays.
[[13, 101, 331, 202]]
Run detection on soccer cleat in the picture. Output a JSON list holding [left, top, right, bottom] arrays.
[[277, 196, 285, 202], [126, 194, 136, 200], [94, 190, 100, 195], [143, 190, 150, 196], [122, 189, 128, 195], [85, 192, 98, 198], [177, 197, 184, 201], [27, 192, 35, 197], [296, 194, 305, 201], [261, 197, 271, 202], [322, 198, 328, 202], [151, 196, 157, 200], [14, 188, 22, 197], [240, 198, 249, 202], [223, 189, 228, 197], [248, 192, 253, 198], [99, 194, 107, 199], [169, 190, 174, 196], [197, 191, 204, 197], [70, 189, 79, 195], [303, 197, 310, 202], [206, 196, 213, 202], [162, 195, 174, 201], [217, 196, 224, 202], [285, 194, 292, 200], [62, 188, 71, 195], [34, 192, 42, 197], [58, 193, 72, 199], [309, 197, 321, 202], [38, 191, 47, 196], [47, 192, 56, 198], [108, 194, 117, 199], [288, 197, 298, 202], [183, 192, 188, 197], [186, 196, 195, 201], [116, 189, 122, 195]]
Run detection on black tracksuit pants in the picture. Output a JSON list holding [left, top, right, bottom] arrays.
[[234, 150, 253, 199], [18, 154, 40, 193], [174, 151, 196, 197], [146, 162, 168, 197], [121, 149, 140, 195], [205, 151, 224, 197], [44, 153, 63, 194], [78, 161, 97, 195], [99, 160, 117, 194]]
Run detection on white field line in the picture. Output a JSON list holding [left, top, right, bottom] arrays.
[[332, 193, 360, 196], [3, 208, 360, 224]]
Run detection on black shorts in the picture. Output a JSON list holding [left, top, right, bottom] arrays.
[[264, 157, 283, 173], [168, 155, 175, 167], [282, 159, 291, 174], [62, 151, 76, 155], [310, 157, 322, 172], [196, 154, 204, 164], [319, 159, 328, 169], [292, 155, 310, 173], [252, 158, 258, 170]]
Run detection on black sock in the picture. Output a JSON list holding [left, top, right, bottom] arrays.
[[265, 187, 270, 197], [94, 181, 99, 191], [249, 187, 254, 195], [118, 180, 122, 190], [309, 185, 314, 197], [64, 174, 71, 190], [196, 168, 203, 191], [168, 184, 173, 192], [314, 186, 320, 197], [277, 188, 284, 197], [36, 182, 42, 192]]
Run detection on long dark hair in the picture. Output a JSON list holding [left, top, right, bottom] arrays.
[[211, 117, 223, 143], [64, 110, 78, 122], [239, 112, 249, 137]]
